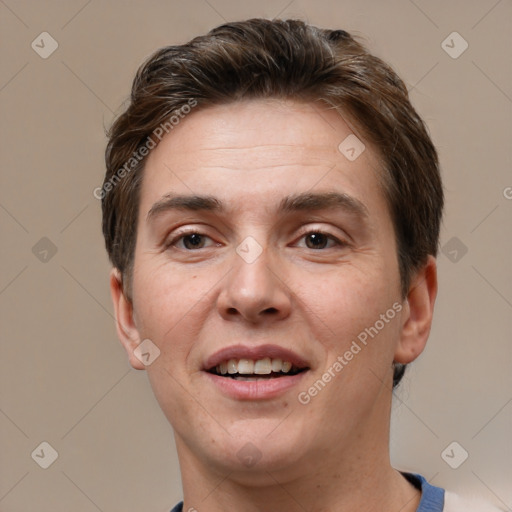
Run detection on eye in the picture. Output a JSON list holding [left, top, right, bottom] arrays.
[[296, 230, 345, 250], [167, 231, 216, 250], [166, 229, 346, 251]]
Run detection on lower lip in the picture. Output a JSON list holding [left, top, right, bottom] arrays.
[[204, 371, 308, 400]]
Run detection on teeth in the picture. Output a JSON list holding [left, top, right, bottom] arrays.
[[254, 357, 272, 374], [238, 359, 254, 374], [215, 357, 298, 376], [234, 376, 269, 381], [227, 359, 238, 374], [271, 358, 282, 372]]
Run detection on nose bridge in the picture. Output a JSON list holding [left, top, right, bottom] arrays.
[[218, 236, 291, 322]]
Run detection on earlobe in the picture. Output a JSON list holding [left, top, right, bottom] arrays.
[[394, 256, 438, 365], [109, 268, 145, 370]]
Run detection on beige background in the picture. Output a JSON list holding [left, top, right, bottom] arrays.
[[1, 1, 511, 511]]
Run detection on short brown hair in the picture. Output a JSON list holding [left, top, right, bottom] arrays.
[[102, 18, 443, 387]]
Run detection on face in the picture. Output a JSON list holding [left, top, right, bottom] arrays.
[[113, 99, 428, 482]]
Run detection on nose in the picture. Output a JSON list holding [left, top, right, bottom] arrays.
[[216, 245, 292, 324]]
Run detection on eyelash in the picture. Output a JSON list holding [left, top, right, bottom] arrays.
[[166, 228, 347, 251]]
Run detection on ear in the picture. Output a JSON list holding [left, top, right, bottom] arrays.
[[109, 268, 145, 370], [394, 255, 438, 365]]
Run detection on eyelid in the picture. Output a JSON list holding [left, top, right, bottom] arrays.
[[165, 224, 350, 250], [165, 227, 218, 249], [293, 225, 350, 247]]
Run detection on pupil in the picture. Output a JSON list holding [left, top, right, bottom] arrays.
[[307, 233, 327, 249], [185, 234, 203, 249]]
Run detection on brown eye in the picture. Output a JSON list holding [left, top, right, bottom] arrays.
[[300, 231, 342, 250], [167, 231, 215, 250], [181, 233, 207, 249], [305, 232, 329, 249]]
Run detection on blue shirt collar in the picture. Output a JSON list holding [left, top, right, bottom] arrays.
[[170, 472, 445, 512]]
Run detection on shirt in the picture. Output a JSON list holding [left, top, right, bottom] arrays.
[[170, 472, 504, 511], [170, 473, 445, 511]]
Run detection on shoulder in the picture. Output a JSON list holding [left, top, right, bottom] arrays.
[[444, 490, 506, 512], [401, 473, 505, 512]]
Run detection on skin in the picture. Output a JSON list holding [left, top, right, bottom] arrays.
[[110, 99, 438, 511]]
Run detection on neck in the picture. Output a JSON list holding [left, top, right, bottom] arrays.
[[178, 451, 420, 512], [176, 389, 420, 511]]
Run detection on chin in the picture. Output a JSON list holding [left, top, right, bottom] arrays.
[[203, 424, 308, 477]]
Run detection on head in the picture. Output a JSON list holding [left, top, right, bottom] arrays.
[[102, 19, 442, 480]]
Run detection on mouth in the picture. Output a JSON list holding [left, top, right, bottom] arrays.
[[207, 357, 307, 381], [203, 344, 310, 400]]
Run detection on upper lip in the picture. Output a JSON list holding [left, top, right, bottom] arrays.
[[204, 344, 310, 371]]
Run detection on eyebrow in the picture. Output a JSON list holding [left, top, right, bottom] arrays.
[[146, 191, 369, 222]]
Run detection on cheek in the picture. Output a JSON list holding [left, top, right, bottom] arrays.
[[298, 268, 401, 412], [131, 267, 212, 420], [131, 262, 211, 352], [293, 264, 398, 350]]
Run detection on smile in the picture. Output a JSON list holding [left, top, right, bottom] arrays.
[[203, 345, 311, 399], [208, 357, 305, 381]]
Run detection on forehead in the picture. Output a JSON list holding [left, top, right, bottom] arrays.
[[140, 99, 386, 217]]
